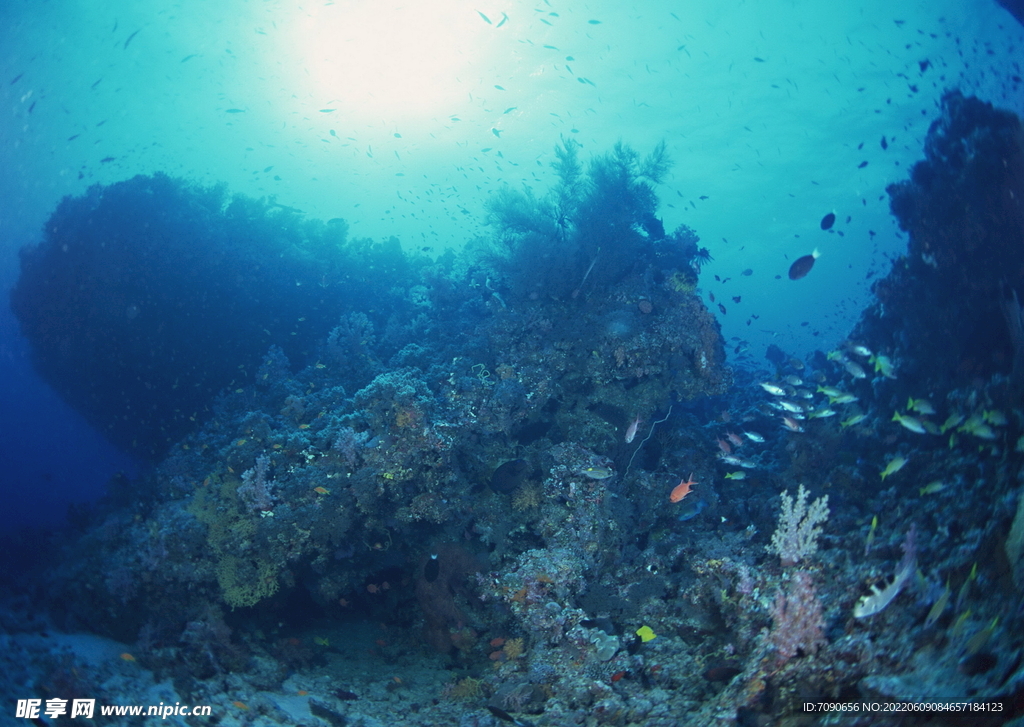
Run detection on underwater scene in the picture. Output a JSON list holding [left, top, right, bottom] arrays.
[[3, 0, 1024, 725]]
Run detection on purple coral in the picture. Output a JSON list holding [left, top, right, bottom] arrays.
[[769, 571, 825, 665]]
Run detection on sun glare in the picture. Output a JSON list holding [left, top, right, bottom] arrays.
[[294, 0, 492, 120]]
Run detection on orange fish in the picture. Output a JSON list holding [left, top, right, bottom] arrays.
[[670, 474, 697, 503], [367, 583, 379, 594], [232, 701, 249, 710], [297, 690, 308, 696], [119, 652, 136, 662], [313, 486, 330, 494]]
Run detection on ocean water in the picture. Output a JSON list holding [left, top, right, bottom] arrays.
[[1, 0, 1023, 725]]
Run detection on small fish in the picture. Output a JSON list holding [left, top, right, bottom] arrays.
[[788, 249, 820, 280], [120, 652, 136, 662], [817, 385, 843, 398], [181, 54, 197, 62], [741, 268, 753, 276], [635, 625, 656, 642], [759, 382, 787, 396], [725, 432, 744, 448], [846, 343, 872, 357], [820, 212, 836, 230], [907, 397, 935, 415], [809, 407, 836, 418], [781, 416, 804, 433], [580, 466, 614, 480], [880, 455, 908, 480], [100, 156, 115, 163], [870, 354, 897, 378], [624, 415, 642, 443], [983, 409, 1008, 426], [225, 108, 245, 113], [670, 474, 697, 503], [919, 480, 946, 496], [843, 360, 867, 379], [486, 705, 535, 727], [840, 413, 867, 428], [743, 430, 764, 443], [314, 636, 330, 646], [492, 128, 502, 137], [123, 29, 140, 49], [924, 581, 950, 627], [864, 515, 877, 555], [313, 486, 330, 494], [724, 471, 746, 480], [496, 12, 509, 27], [232, 701, 250, 710], [892, 411, 926, 434], [829, 392, 858, 405], [476, 10, 492, 23], [965, 617, 998, 656], [940, 412, 965, 433], [782, 375, 803, 386]]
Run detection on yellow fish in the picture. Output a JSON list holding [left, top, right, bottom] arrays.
[[635, 625, 657, 642], [880, 455, 908, 480]]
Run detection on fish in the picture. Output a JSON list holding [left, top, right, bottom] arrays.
[[119, 652, 136, 661], [892, 411, 926, 434], [724, 471, 746, 480], [486, 706, 535, 727], [781, 416, 804, 432], [867, 354, 895, 378], [670, 474, 697, 503], [940, 412, 965, 433], [820, 212, 836, 230], [225, 108, 245, 113], [635, 625, 656, 642], [496, 12, 509, 27], [10, 72, 23, 85], [816, 385, 843, 398], [829, 392, 858, 405], [809, 407, 837, 418], [624, 415, 642, 443], [907, 397, 935, 415], [123, 29, 140, 49], [314, 636, 330, 646], [880, 455, 908, 480], [181, 54, 197, 62], [759, 382, 787, 396], [846, 343, 872, 357], [741, 268, 753, 276], [924, 581, 950, 627], [313, 486, 330, 494], [840, 413, 867, 428], [742, 431, 764, 443], [788, 249, 820, 280], [843, 360, 867, 379], [919, 481, 946, 496], [579, 466, 614, 480], [100, 156, 115, 163], [477, 10, 492, 24], [492, 128, 502, 137]]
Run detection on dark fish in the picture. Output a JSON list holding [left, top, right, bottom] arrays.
[[491, 459, 529, 493], [753, 57, 765, 62], [709, 291, 715, 302], [180, 54, 197, 63], [123, 29, 140, 49], [788, 249, 820, 280], [718, 303, 727, 315], [486, 706, 535, 727], [67, 134, 79, 141], [857, 161, 868, 168], [820, 212, 835, 230], [741, 268, 753, 276], [732, 296, 741, 303], [91, 78, 102, 88], [28, 101, 36, 113], [424, 554, 439, 583], [100, 156, 115, 163], [880, 136, 888, 150], [10, 73, 23, 85]]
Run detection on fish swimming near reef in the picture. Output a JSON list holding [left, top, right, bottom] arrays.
[[788, 249, 820, 280]]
